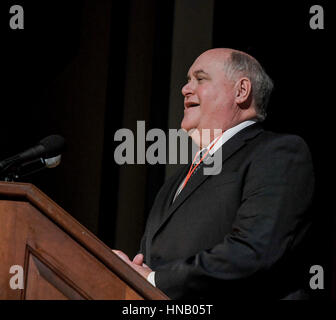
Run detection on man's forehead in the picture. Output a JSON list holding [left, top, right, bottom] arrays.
[[187, 54, 229, 77]]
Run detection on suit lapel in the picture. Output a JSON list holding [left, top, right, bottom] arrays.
[[150, 123, 264, 240], [169, 138, 245, 211], [165, 164, 190, 210]]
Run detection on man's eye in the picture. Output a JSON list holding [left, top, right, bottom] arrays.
[[197, 77, 204, 81]]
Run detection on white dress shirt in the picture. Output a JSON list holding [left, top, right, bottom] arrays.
[[146, 119, 257, 286]]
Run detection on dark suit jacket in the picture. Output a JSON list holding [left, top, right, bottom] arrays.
[[140, 123, 314, 299]]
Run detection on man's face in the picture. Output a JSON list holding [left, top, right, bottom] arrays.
[[181, 51, 238, 139]]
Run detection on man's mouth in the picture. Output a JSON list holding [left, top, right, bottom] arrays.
[[185, 102, 200, 109]]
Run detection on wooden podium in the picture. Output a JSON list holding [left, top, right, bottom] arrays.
[[0, 182, 168, 300]]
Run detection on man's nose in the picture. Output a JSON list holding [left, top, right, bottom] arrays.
[[182, 82, 193, 96]]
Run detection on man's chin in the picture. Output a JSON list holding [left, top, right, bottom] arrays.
[[181, 127, 202, 147], [187, 128, 197, 136], [181, 119, 197, 133], [182, 127, 220, 148], [180, 120, 198, 136]]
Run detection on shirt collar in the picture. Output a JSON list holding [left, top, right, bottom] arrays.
[[207, 120, 257, 155]]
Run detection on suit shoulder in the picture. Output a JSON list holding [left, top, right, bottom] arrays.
[[246, 130, 313, 166], [244, 130, 314, 187], [256, 130, 311, 151], [258, 129, 307, 143]]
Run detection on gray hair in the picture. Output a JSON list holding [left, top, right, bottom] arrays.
[[225, 51, 274, 121]]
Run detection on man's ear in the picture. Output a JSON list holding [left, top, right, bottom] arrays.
[[235, 77, 252, 108]]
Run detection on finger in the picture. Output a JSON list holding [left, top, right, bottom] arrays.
[[132, 253, 144, 265], [131, 264, 151, 279], [112, 250, 131, 262]]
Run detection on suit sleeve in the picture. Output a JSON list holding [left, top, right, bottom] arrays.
[[154, 135, 315, 299]]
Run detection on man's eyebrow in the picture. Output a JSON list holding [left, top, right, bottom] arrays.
[[187, 69, 209, 79]]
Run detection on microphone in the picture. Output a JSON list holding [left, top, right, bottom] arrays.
[[10, 154, 62, 180], [0, 135, 65, 172]]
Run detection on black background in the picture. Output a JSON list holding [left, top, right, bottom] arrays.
[[0, 0, 334, 300]]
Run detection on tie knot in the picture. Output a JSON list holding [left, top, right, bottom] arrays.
[[190, 149, 208, 176]]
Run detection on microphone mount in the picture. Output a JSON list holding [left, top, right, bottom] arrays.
[[0, 135, 64, 182], [0, 155, 62, 182]]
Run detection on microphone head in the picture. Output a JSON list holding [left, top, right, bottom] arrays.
[[44, 155, 62, 168], [39, 135, 65, 157]]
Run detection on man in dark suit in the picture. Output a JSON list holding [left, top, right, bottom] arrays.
[[113, 48, 314, 299]]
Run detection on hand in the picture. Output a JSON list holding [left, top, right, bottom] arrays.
[[112, 250, 152, 279]]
